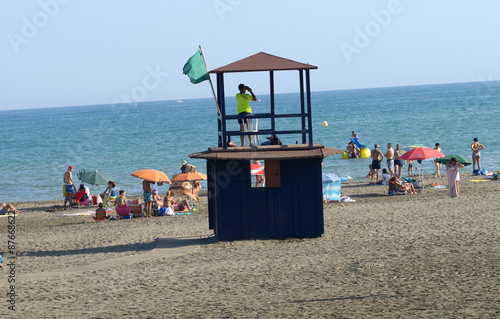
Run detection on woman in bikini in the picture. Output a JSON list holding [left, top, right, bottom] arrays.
[[471, 138, 485, 173], [114, 190, 127, 206], [164, 191, 192, 211]]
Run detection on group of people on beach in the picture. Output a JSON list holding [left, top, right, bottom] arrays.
[[63, 160, 200, 219], [363, 137, 487, 198], [368, 143, 418, 195]]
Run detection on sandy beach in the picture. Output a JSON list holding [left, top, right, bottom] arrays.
[[1, 174, 499, 318]]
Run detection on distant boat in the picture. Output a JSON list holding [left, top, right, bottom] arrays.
[[177, 100, 183, 103]]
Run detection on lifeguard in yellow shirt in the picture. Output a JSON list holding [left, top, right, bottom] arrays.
[[236, 83, 257, 146]]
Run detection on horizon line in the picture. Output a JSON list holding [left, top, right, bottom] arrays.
[[2, 79, 498, 112]]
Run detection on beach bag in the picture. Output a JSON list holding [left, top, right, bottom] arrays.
[[412, 181, 422, 189], [157, 207, 167, 216], [80, 193, 89, 202], [166, 207, 175, 216]]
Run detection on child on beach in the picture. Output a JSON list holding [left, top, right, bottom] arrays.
[[365, 165, 372, 178], [94, 203, 110, 221], [407, 160, 417, 176]]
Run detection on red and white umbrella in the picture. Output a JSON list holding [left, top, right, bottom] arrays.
[[250, 163, 264, 175]]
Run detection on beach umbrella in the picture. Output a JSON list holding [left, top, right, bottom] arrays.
[[250, 163, 264, 175], [399, 147, 444, 161], [400, 144, 426, 154], [170, 172, 207, 212], [131, 169, 171, 183], [435, 154, 472, 166], [171, 172, 207, 182], [399, 147, 445, 191], [76, 169, 113, 193]]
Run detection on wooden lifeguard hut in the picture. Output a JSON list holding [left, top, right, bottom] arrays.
[[190, 52, 341, 240]]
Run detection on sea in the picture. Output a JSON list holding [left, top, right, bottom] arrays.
[[2, 81, 500, 203]]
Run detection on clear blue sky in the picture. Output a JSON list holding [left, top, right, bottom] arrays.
[[1, 0, 499, 110]]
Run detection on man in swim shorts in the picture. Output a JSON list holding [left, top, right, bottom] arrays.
[[394, 144, 403, 178], [471, 137, 485, 173], [236, 84, 257, 147], [385, 143, 395, 176], [370, 144, 384, 184], [142, 180, 154, 218], [63, 165, 76, 209]]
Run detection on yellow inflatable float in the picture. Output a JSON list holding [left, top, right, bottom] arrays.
[[342, 147, 370, 159]]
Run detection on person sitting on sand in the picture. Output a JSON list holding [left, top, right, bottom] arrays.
[[94, 203, 110, 221], [75, 184, 91, 204], [114, 190, 127, 206], [388, 176, 418, 195], [493, 170, 500, 180], [0, 203, 20, 215], [376, 168, 391, 185], [152, 188, 163, 207], [163, 191, 192, 212], [100, 181, 118, 201]]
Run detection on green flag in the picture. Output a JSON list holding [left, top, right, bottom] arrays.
[[183, 49, 209, 84]]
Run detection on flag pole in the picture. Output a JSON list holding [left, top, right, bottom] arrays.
[[198, 45, 221, 115]]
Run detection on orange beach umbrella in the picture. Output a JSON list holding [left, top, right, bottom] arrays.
[[170, 172, 206, 209], [171, 172, 207, 182], [131, 169, 171, 183]]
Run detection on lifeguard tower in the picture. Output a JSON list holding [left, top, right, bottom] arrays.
[[190, 52, 341, 240]]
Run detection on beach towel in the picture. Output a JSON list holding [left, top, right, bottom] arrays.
[[446, 166, 459, 198]]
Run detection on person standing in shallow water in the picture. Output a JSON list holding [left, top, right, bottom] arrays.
[[471, 138, 485, 173]]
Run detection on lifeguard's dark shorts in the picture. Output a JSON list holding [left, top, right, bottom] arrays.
[[238, 112, 251, 124]]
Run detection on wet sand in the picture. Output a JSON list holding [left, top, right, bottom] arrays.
[[0, 174, 499, 318]]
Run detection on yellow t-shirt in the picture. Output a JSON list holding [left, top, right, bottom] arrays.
[[235, 93, 253, 114]]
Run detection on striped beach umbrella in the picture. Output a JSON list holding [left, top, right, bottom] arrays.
[[400, 144, 426, 154]]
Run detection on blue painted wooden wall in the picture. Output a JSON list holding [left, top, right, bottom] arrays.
[[206, 158, 324, 240]]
